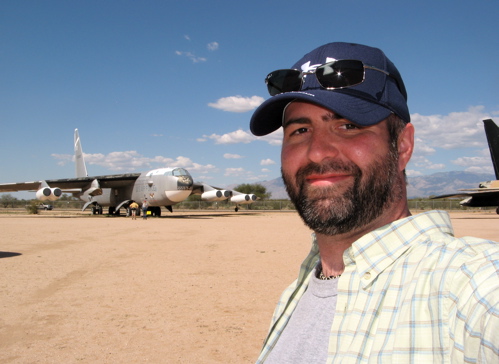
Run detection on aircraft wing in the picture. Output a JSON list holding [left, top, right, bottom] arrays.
[[431, 188, 499, 199], [191, 182, 224, 195], [190, 182, 232, 201], [0, 173, 141, 192], [190, 182, 258, 206], [0, 181, 45, 192]]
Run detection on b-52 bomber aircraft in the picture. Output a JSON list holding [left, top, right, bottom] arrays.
[[432, 119, 499, 214], [0, 129, 257, 215]]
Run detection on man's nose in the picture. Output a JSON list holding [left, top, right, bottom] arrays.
[[307, 130, 340, 163]]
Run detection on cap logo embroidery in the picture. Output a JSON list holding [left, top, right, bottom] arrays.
[[301, 57, 336, 72]]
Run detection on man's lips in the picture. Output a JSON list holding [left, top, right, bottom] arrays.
[[305, 173, 351, 186]]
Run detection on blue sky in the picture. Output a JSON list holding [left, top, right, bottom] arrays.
[[1, 0, 498, 199]]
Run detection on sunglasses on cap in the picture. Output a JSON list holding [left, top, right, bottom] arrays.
[[265, 59, 394, 96]]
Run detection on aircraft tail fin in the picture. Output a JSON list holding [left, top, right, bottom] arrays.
[[483, 119, 499, 180], [74, 129, 88, 177]]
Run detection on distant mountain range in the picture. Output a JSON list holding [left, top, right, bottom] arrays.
[[245, 171, 497, 200]]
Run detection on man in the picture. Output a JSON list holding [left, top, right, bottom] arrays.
[[129, 201, 139, 220], [250, 42, 499, 363], [142, 199, 149, 220]]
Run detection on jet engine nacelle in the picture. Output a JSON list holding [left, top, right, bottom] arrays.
[[201, 189, 231, 201], [36, 187, 62, 201], [231, 194, 257, 204], [459, 197, 473, 206]]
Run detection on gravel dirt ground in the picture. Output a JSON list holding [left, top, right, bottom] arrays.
[[1, 210, 497, 363]]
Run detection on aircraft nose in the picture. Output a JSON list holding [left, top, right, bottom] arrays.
[[177, 175, 193, 190]]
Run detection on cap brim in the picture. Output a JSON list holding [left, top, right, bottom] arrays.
[[250, 89, 393, 136]]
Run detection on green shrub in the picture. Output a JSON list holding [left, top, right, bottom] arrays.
[[26, 203, 39, 214]]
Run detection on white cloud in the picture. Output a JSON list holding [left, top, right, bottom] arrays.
[[224, 167, 245, 176], [413, 138, 436, 156], [223, 167, 258, 182], [201, 127, 283, 146], [260, 158, 275, 166], [464, 165, 494, 174], [408, 155, 446, 171], [166, 156, 217, 174], [406, 106, 497, 174], [411, 106, 491, 150], [207, 42, 219, 51], [258, 128, 283, 146], [175, 50, 206, 63], [52, 151, 215, 173], [184, 35, 191, 41], [406, 169, 423, 177], [208, 95, 265, 113], [204, 129, 255, 144], [52, 153, 72, 166], [452, 150, 494, 174], [453, 156, 485, 167], [224, 153, 243, 159]]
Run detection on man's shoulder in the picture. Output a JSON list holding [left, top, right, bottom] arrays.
[[454, 236, 499, 275], [403, 210, 498, 256], [426, 229, 499, 258], [421, 229, 499, 269], [418, 233, 499, 299], [395, 212, 499, 283]]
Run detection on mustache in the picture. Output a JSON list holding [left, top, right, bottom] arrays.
[[294, 160, 361, 182]]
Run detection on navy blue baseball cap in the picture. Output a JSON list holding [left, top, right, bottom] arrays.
[[250, 42, 410, 136]]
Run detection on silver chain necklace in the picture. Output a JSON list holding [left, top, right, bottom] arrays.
[[318, 270, 342, 280]]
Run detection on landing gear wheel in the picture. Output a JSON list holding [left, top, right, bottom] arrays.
[[235, 206, 239, 212], [496, 207, 499, 215]]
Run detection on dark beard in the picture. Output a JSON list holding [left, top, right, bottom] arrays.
[[282, 149, 402, 236]]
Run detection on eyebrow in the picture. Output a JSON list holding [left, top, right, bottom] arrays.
[[283, 112, 344, 129], [283, 116, 311, 129]]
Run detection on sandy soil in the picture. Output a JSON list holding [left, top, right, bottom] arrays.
[[0, 210, 498, 363]]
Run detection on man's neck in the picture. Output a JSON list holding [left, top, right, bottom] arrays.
[[316, 204, 411, 277]]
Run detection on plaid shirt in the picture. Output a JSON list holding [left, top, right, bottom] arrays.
[[256, 210, 499, 363]]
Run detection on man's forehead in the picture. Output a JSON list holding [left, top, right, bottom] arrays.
[[283, 101, 345, 125]]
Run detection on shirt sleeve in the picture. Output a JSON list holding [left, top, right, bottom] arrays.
[[450, 248, 499, 362]]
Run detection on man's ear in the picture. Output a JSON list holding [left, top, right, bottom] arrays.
[[397, 123, 414, 172]]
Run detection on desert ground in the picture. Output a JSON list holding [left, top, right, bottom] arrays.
[[1, 209, 498, 363]]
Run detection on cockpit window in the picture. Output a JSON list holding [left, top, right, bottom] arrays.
[[172, 168, 190, 177]]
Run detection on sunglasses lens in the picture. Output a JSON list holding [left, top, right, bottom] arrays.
[[266, 69, 302, 96], [316, 60, 365, 89]]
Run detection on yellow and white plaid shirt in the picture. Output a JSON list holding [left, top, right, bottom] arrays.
[[256, 210, 499, 363]]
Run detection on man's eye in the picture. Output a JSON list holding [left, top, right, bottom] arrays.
[[341, 123, 361, 130], [291, 127, 308, 135]]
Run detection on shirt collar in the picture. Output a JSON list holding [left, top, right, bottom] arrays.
[[341, 210, 453, 287]]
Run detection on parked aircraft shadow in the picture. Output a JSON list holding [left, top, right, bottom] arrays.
[[0, 251, 22, 259], [159, 212, 259, 219], [34, 212, 261, 219]]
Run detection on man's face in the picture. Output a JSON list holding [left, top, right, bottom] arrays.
[[281, 101, 403, 236]]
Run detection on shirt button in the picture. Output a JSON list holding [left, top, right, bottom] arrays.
[[363, 272, 371, 280]]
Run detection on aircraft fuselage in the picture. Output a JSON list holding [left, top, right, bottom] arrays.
[[77, 167, 193, 208]]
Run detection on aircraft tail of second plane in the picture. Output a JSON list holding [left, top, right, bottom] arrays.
[[74, 129, 88, 178]]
